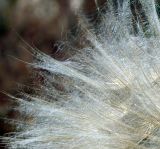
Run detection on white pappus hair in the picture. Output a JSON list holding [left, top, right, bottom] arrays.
[[3, 0, 160, 148]]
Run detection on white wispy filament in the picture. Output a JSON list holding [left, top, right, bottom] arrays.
[[5, 0, 160, 148]]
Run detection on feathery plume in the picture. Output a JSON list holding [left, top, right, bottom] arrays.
[[3, 0, 160, 148]]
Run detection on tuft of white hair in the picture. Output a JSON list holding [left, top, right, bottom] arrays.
[[4, 0, 160, 148]]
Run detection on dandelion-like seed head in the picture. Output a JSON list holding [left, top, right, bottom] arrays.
[[4, 0, 160, 149]]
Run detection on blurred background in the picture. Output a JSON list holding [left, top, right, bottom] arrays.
[[0, 0, 107, 148], [0, 0, 160, 148]]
